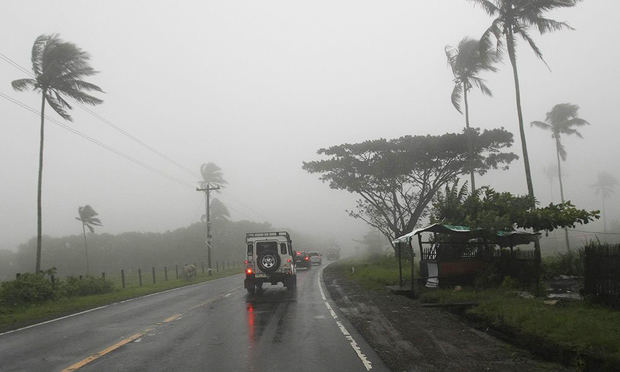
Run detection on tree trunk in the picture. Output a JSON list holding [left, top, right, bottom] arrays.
[[602, 197, 607, 233], [507, 33, 540, 289], [82, 223, 89, 275], [554, 138, 570, 251], [35, 92, 46, 274], [507, 35, 535, 199], [463, 83, 476, 192]]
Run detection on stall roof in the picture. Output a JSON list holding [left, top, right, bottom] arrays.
[[393, 223, 539, 246]]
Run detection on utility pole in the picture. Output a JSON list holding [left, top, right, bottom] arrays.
[[197, 184, 220, 275]]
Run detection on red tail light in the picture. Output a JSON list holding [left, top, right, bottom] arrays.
[[246, 268, 253, 275], [287, 258, 292, 263], [305, 256, 309, 261]]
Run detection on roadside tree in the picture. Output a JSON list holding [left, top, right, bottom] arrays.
[[303, 129, 517, 247], [75, 205, 103, 275], [11, 34, 103, 273], [471, 0, 581, 199]]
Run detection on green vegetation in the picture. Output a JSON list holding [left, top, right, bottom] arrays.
[[335, 255, 620, 369], [335, 256, 417, 291], [0, 268, 240, 332], [420, 287, 620, 369]]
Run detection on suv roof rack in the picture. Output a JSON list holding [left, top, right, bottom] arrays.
[[246, 231, 291, 240]]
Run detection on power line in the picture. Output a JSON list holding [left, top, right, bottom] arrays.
[[0, 51, 200, 180], [0, 91, 195, 189]]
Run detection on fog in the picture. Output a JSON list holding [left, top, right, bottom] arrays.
[[1, 0, 619, 258]]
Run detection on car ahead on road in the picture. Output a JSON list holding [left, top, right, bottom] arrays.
[[294, 250, 312, 269], [308, 251, 322, 265], [245, 231, 296, 295]]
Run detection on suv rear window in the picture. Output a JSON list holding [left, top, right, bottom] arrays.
[[257, 242, 277, 255]]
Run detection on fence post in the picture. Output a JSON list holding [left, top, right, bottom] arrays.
[[164, 266, 168, 281], [152, 267, 156, 284], [121, 269, 126, 289], [138, 268, 142, 287], [175, 264, 179, 280]]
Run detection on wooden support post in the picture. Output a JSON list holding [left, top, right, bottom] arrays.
[[164, 266, 168, 281], [175, 265, 179, 280], [121, 269, 126, 288], [138, 268, 142, 287], [152, 267, 156, 284]]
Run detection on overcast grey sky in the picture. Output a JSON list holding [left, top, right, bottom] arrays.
[[1, 0, 618, 251]]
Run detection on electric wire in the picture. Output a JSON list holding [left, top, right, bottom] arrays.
[[0, 51, 200, 180], [0, 91, 195, 189]]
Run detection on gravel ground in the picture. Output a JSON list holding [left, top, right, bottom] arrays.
[[323, 264, 569, 372]]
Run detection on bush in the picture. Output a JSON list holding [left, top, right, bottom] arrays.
[[542, 248, 585, 279], [0, 273, 56, 306], [60, 276, 114, 297]]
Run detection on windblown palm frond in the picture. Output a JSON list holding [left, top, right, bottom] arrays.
[[445, 37, 497, 114], [591, 172, 618, 200], [531, 103, 589, 161], [200, 162, 227, 188], [76, 205, 102, 233], [13, 34, 103, 121]]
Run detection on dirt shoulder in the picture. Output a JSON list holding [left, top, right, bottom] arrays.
[[323, 263, 567, 372]]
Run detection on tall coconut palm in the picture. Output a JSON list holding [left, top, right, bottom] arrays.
[[591, 172, 618, 233], [470, 0, 580, 200], [12, 34, 103, 273], [531, 103, 589, 250], [75, 205, 103, 275], [446, 37, 498, 191], [531, 103, 589, 203]]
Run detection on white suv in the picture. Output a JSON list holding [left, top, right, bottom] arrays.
[[244, 231, 297, 295]]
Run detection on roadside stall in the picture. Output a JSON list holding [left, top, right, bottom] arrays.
[[394, 223, 539, 288]]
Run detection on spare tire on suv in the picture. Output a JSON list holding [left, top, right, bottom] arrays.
[[257, 249, 281, 273]]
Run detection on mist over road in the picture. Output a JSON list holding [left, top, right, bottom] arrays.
[[0, 264, 386, 371]]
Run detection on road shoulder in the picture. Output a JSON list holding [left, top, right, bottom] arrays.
[[322, 263, 567, 372]]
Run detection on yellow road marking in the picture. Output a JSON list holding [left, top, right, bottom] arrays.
[[61, 329, 151, 372], [163, 314, 181, 323]]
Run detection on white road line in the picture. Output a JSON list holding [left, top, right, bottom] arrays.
[[318, 269, 373, 371], [0, 276, 242, 337]]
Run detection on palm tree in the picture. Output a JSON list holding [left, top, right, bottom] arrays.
[[591, 172, 618, 232], [445, 37, 498, 191], [12, 34, 103, 273], [75, 205, 103, 275], [531, 103, 589, 203], [543, 164, 557, 201], [531, 103, 589, 251], [470, 0, 580, 199], [200, 162, 227, 188]]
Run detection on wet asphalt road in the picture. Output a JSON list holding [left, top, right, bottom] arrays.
[[0, 264, 387, 372]]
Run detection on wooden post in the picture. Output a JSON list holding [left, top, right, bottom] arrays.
[[175, 264, 179, 280], [410, 239, 415, 298], [164, 266, 168, 281], [152, 267, 156, 284], [138, 268, 142, 287], [397, 242, 403, 287], [121, 269, 126, 289]]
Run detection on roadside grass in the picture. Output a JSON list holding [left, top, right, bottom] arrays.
[[335, 256, 419, 291], [331, 258, 620, 369], [0, 268, 241, 333]]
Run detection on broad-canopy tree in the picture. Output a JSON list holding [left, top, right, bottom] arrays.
[[446, 37, 498, 191], [12, 34, 103, 273], [303, 129, 518, 246], [591, 172, 618, 232], [531, 103, 589, 250], [470, 0, 581, 199], [431, 183, 599, 234], [75, 205, 102, 275]]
